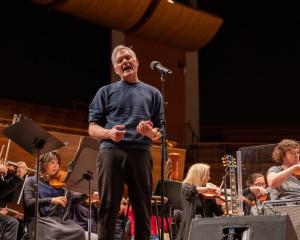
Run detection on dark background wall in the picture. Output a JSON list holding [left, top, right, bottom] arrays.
[[1, 0, 300, 128], [0, 0, 111, 108], [199, 0, 300, 125]]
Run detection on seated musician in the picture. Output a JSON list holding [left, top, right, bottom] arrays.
[[114, 197, 129, 240], [243, 173, 269, 215], [0, 161, 27, 200], [71, 192, 99, 240], [0, 161, 27, 240], [126, 204, 172, 240], [72, 196, 130, 240], [177, 163, 223, 240], [267, 139, 300, 200], [23, 151, 86, 240]]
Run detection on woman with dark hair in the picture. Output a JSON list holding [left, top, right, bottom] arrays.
[[243, 173, 269, 215], [23, 151, 86, 240], [267, 139, 300, 200]]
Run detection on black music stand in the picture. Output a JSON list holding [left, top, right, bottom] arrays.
[[64, 136, 99, 240], [2, 118, 65, 240]]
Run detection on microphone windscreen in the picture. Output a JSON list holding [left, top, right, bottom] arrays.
[[150, 61, 160, 70]]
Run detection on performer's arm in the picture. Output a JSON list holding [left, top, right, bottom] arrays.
[[89, 122, 126, 142], [267, 164, 300, 188]]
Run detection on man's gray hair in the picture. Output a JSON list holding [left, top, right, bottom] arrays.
[[111, 45, 137, 67]]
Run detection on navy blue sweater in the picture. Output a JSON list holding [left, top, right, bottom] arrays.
[[89, 80, 163, 150]]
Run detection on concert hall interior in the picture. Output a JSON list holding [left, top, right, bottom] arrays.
[[1, 0, 300, 240]]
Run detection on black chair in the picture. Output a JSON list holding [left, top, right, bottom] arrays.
[[154, 179, 182, 212], [154, 179, 183, 239]]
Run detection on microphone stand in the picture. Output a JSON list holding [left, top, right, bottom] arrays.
[[159, 71, 168, 240]]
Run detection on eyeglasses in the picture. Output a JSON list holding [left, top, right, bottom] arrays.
[[253, 183, 266, 187]]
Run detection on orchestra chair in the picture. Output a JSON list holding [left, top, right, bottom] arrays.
[[154, 179, 183, 238]]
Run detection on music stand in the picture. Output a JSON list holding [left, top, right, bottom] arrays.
[[64, 136, 99, 240], [2, 118, 65, 240]]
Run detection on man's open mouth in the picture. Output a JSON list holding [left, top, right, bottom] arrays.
[[122, 64, 132, 72]]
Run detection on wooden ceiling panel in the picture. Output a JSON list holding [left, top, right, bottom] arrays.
[[52, 0, 151, 31], [32, 0, 223, 51], [130, 1, 223, 51]]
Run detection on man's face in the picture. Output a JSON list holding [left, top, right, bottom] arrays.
[[114, 49, 139, 82]]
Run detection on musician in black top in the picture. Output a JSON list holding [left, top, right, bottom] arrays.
[[177, 163, 223, 240], [0, 161, 27, 240]]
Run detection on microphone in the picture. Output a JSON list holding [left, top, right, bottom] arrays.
[[150, 61, 172, 74]]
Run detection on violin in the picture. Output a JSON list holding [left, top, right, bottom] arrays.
[[256, 193, 268, 202], [49, 170, 67, 188], [203, 192, 257, 207], [83, 192, 100, 208], [42, 170, 67, 188], [202, 192, 227, 201], [255, 189, 270, 202], [249, 186, 270, 202], [292, 166, 300, 179]]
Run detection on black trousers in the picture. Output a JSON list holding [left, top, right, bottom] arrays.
[[97, 147, 153, 240], [0, 214, 19, 240]]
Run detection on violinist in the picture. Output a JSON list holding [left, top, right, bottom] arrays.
[[0, 161, 27, 201], [267, 139, 300, 200], [71, 192, 99, 239], [23, 151, 86, 240], [0, 161, 27, 240], [243, 173, 269, 215], [177, 163, 223, 240]]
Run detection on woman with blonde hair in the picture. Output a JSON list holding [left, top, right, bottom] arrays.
[[177, 163, 223, 240]]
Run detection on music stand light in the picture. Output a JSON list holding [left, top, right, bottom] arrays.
[[64, 136, 99, 240], [2, 118, 65, 240]]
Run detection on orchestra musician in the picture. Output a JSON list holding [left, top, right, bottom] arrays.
[[243, 173, 269, 215], [0, 161, 28, 200], [267, 139, 300, 200], [0, 161, 27, 240], [71, 192, 99, 240], [177, 163, 223, 240], [23, 151, 86, 240]]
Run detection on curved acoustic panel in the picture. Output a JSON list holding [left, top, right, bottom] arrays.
[[32, 0, 223, 51], [127, 1, 223, 51], [51, 0, 151, 31]]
